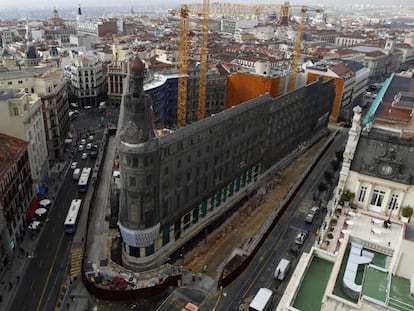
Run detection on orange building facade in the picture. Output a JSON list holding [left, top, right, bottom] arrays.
[[225, 73, 284, 109]]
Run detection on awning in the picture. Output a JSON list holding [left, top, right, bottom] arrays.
[[27, 198, 40, 219]]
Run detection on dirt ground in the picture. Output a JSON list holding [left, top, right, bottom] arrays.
[[182, 133, 330, 278]]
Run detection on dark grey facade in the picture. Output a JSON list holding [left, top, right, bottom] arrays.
[[117, 56, 335, 271], [350, 130, 414, 185]]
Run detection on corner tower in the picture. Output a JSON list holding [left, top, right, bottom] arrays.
[[117, 56, 160, 271]]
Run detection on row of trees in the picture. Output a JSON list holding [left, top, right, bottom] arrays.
[[316, 150, 343, 198]]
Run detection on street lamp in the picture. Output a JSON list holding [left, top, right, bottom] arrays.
[[385, 202, 396, 228]]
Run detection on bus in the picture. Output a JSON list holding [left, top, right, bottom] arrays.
[[249, 288, 273, 311], [64, 199, 82, 233], [78, 167, 91, 193]]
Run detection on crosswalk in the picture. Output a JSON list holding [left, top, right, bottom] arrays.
[[70, 247, 83, 278], [54, 282, 67, 311]]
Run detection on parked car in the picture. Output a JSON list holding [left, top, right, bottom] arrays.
[[86, 143, 92, 150], [81, 152, 88, 160], [88, 135, 94, 142], [305, 206, 320, 223], [78, 145, 84, 152], [290, 245, 300, 256], [70, 161, 78, 169], [81, 139, 86, 145], [90, 148, 98, 158], [295, 231, 308, 245]]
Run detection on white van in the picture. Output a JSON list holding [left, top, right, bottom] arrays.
[[73, 168, 81, 181], [274, 258, 291, 281]]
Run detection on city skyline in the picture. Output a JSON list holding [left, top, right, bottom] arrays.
[[2, 0, 414, 9]]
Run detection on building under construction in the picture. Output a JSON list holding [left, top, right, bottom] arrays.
[[116, 56, 335, 271]]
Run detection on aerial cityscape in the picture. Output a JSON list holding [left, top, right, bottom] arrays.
[[0, 1, 414, 311]]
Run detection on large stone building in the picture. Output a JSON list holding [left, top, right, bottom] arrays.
[[0, 66, 70, 161], [306, 59, 370, 121], [116, 56, 335, 271], [0, 133, 33, 273], [64, 54, 104, 108], [0, 88, 48, 191], [278, 70, 414, 311], [341, 71, 414, 217]]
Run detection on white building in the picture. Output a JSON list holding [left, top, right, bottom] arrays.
[[0, 66, 70, 161], [64, 53, 104, 108], [0, 88, 48, 191], [279, 71, 414, 311]]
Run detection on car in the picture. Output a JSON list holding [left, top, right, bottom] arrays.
[[295, 231, 308, 245], [305, 206, 320, 223], [70, 102, 79, 108], [78, 145, 84, 151], [86, 143, 92, 150], [88, 135, 94, 142], [80, 139, 86, 145], [81, 152, 88, 159], [290, 245, 300, 256], [84, 105, 92, 110], [90, 148, 98, 158], [70, 161, 78, 169]]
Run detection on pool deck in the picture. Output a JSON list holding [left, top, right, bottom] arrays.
[[321, 207, 403, 255], [277, 206, 414, 311]]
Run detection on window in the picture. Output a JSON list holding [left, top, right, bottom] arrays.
[[13, 107, 19, 116], [164, 166, 169, 175], [358, 186, 367, 203], [129, 176, 136, 187], [18, 80, 23, 84], [389, 194, 398, 210], [370, 190, 385, 207]]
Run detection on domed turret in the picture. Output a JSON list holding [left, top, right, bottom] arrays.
[[129, 56, 145, 97], [131, 56, 144, 73]]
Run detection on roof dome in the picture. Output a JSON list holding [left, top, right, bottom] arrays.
[[131, 56, 144, 73]]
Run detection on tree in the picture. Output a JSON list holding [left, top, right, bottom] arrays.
[[318, 182, 327, 193], [330, 159, 340, 172], [335, 150, 344, 162], [324, 171, 333, 183]]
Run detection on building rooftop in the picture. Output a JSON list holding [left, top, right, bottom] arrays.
[[280, 208, 413, 310], [0, 133, 28, 177]]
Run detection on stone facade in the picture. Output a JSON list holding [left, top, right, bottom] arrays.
[[117, 56, 335, 271]]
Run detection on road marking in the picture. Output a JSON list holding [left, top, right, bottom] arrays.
[[36, 233, 64, 311]]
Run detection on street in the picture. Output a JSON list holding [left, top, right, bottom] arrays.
[[9, 109, 104, 311], [216, 130, 347, 311]]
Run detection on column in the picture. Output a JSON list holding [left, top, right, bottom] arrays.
[[364, 183, 374, 211], [354, 180, 361, 208], [382, 187, 393, 216]]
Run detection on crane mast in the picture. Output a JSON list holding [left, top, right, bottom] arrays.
[[173, 2, 322, 126], [288, 6, 322, 92], [288, 7, 305, 92], [177, 5, 189, 128], [197, 0, 209, 121]]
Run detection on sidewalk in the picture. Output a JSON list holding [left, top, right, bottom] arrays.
[[0, 158, 70, 310]]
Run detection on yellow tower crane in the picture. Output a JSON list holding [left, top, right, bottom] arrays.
[[171, 5, 190, 128], [197, 0, 209, 122], [288, 6, 323, 92], [173, 2, 321, 127]]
